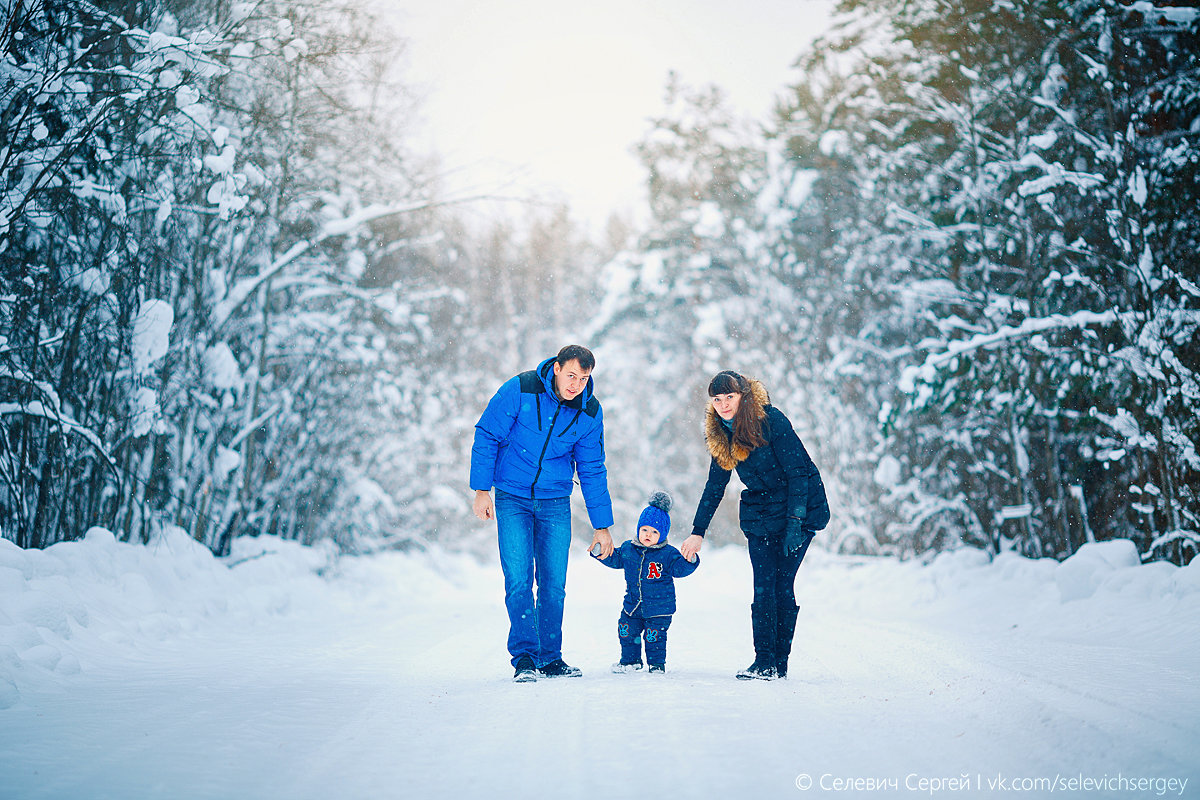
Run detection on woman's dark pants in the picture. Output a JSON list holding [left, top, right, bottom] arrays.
[[746, 527, 814, 675]]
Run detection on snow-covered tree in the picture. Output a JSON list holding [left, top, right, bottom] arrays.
[[584, 77, 783, 538], [1, 1, 229, 547], [767, 0, 1199, 562], [1, 0, 452, 552]]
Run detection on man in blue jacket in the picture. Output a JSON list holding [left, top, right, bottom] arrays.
[[471, 344, 614, 682]]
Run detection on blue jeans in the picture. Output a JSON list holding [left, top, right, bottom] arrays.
[[494, 490, 572, 667]]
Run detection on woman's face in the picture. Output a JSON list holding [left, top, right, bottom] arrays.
[[711, 391, 741, 420]]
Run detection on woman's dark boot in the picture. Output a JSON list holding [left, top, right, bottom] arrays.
[[775, 604, 800, 679], [736, 660, 779, 680], [737, 602, 778, 680]]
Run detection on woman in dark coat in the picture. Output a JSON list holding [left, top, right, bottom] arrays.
[[679, 371, 829, 680]]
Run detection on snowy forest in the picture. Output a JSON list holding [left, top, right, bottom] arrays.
[[2, 0, 1198, 567]]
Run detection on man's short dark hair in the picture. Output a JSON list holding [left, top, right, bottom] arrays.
[[556, 344, 595, 372]]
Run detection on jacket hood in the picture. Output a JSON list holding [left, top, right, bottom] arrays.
[[537, 356, 594, 409], [704, 378, 770, 470]]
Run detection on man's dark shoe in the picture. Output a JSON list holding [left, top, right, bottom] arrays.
[[513, 654, 538, 682], [538, 658, 583, 678], [648, 664, 666, 674]]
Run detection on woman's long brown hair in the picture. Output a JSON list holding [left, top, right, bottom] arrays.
[[708, 371, 767, 451]]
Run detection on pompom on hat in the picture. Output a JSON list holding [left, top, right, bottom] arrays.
[[637, 491, 672, 543]]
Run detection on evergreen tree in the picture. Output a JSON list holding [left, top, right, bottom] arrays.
[[768, 0, 1199, 561]]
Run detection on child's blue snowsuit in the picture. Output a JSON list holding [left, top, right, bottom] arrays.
[[593, 540, 699, 667]]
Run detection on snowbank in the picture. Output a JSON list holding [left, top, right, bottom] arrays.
[[802, 540, 1199, 609], [1054, 539, 1142, 601], [1, 531, 1197, 712], [0, 526, 502, 710], [798, 541, 1200, 653], [1, 533, 1197, 800], [0, 527, 328, 709]]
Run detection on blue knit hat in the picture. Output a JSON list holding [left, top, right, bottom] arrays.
[[637, 491, 672, 543]]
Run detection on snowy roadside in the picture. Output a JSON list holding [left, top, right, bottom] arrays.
[[1, 529, 1198, 799]]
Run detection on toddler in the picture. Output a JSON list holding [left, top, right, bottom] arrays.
[[591, 491, 699, 673]]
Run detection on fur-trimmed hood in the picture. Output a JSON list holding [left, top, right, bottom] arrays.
[[704, 378, 770, 470]]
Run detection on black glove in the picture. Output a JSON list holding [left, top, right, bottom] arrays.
[[784, 516, 812, 555]]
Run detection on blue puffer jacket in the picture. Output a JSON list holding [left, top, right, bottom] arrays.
[[471, 357, 614, 529], [593, 540, 699, 618]]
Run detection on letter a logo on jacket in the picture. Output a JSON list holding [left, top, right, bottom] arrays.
[[646, 562, 663, 580]]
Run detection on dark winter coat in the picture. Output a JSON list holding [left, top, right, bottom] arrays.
[[471, 357, 614, 529], [593, 540, 699, 618], [691, 380, 829, 540]]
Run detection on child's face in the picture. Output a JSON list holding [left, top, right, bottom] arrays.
[[638, 525, 661, 546]]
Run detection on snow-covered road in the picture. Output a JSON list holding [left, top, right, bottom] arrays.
[[1, 532, 1197, 799]]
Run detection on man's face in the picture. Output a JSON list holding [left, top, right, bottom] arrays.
[[553, 359, 591, 401]]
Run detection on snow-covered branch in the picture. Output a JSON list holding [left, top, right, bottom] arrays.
[[227, 403, 282, 450], [210, 200, 441, 331], [0, 402, 116, 470], [930, 310, 1118, 367]]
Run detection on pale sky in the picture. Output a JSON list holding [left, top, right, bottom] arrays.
[[389, 0, 836, 231]]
